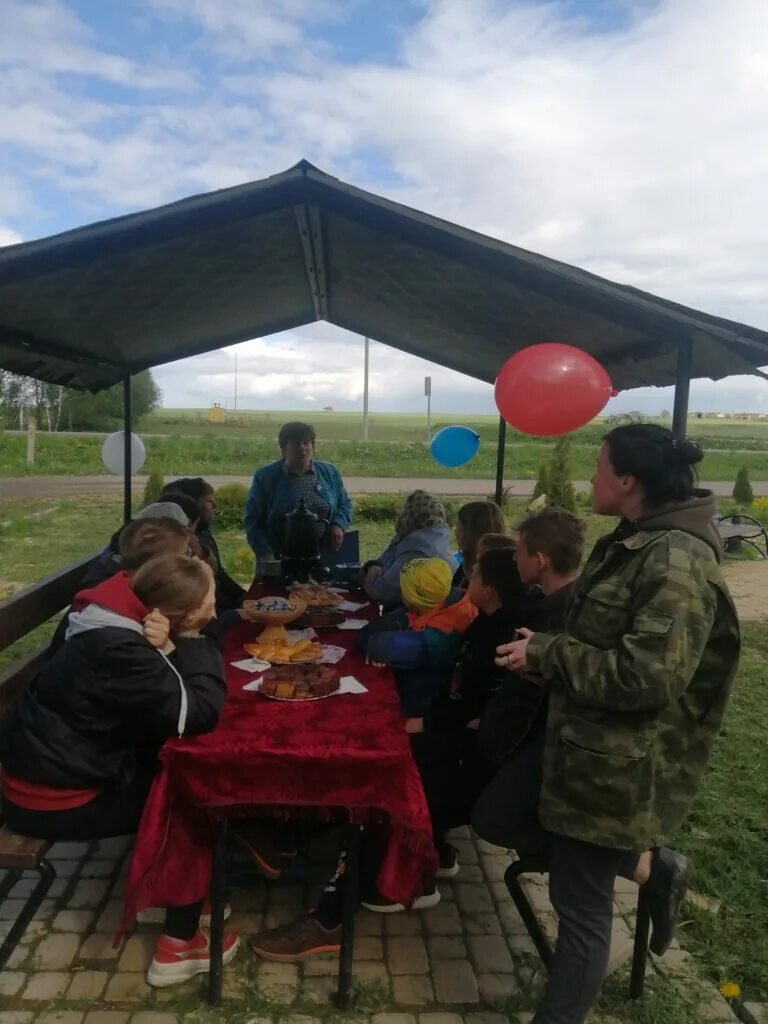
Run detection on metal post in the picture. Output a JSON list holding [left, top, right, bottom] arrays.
[[495, 416, 507, 506], [336, 822, 361, 1008], [672, 340, 692, 440], [234, 352, 238, 412], [363, 336, 370, 441], [207, 819, 228, 1006], [123, 375, 132, 524], [26, 417, 36, 467], [425, 376, 432, 444]]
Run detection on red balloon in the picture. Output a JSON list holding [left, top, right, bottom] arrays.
[[494, 343, 613, 436]]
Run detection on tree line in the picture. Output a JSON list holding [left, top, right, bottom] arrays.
[[0, 370, 161, 431]]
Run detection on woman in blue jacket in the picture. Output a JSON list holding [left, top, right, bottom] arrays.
[[244, 421, 352, 568]]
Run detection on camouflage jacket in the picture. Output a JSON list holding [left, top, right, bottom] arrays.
[[526, 493, 741, 851]]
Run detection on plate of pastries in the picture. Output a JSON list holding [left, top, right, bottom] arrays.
[[288, 584, 345, 609], [244, 634, 323, 664], [259, 665, 340, 701]]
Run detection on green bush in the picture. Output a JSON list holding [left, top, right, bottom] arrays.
[[141, 466, 165, 506], [531, 461, 549, 502], [733, 466, 754, 506], [352, 493, 459, 527], [547, 436, 577, 512], [215, 483, 248, 531]]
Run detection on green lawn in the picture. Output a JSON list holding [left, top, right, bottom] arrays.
[[1, 492, 767, 1016]]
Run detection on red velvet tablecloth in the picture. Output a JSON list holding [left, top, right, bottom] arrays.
[[123, 592, 437, 924]]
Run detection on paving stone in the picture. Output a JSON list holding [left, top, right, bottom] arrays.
[[103, 972, 152, 1002], [49, 861, 82, 879], [80, 860, 117, 879], [420, 902, 462, 936], [0, 1014, 33, 1024], [742, 1004, 768, 1024], [0, 972, 24, 996], [6, 944, 29, 968], [67, 879, 110, 909], [83, 1015, 129, 1024], [385, 913, 423, 936], [94, 837, 131, 859], [119, 933, 156, 972], [387, 935, 429, 975], [301, 976, 336, 1004], [418, 1014, 463, 1024], [489, 881, 512, 904], [452, 840, 478, 865], [432, 960, 480, 1004], [94, 900, 124, 933], [78, 932, 123, 963], [354, 935, 383, 960], [302, 954, 340, 977], [355, 910, 384, 935], [463, 913, 502, 936], [0, 899, 29, 920], [373, 1016, 417, 1024], [446, 826, 471, 840], [256, 962, 298, 1004], [284, 1016, 320, 1024], [36, 1015, 84, 1024], [477, 973, 520, 1001], [67, 970, 109, 999], [474, 838, 506, 855], [31, 932, 81, 970], [606, 917, 636, 975], [455, 884, 495, 915], [352, 961, 390, 986], [427, 935, 467, 960], [391, 975, 434, 1006], [21, 972, 71, 1000], [52, 910, 95, 934], [480, 855, 509, 882], [51, 841, 91, 859], [465, 1014, 509, 1024], [130, 1014, 178, 1024], [468, 934, 515, 973]]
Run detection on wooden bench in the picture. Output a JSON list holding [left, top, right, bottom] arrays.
[[716, 513, 768, 558], [0, 554, 93, 970], [504, 853, 652, 999]]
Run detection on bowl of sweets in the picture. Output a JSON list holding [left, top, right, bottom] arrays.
[[241, 595, 307, 627], [259, 665, 340, 701]]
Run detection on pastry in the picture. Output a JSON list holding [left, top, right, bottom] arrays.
[[259, 666, 340, 700], [288, 585, 344, 608]]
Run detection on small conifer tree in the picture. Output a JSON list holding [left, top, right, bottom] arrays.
[[547, 436, 577, 512], [733, 466, 754, 506], [531, 461, 549, 502], [141, 466, 165, 507]]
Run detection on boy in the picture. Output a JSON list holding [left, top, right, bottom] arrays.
[[472, 506, 586, 851], [363, 556, 477, 716]]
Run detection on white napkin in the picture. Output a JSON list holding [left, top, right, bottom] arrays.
[[338, 600, 368, 612], [243, 674, 368, 696], [231, 656, 271, 673], [336, 619, 368, 631], [286, 628, 317, 641], [321, 644, 347, 664]]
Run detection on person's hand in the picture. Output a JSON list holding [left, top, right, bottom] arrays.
[[329, 525, 345, 551], [365, 654, 387, 669], [363, 565, 383, 588], [495, 627, 534, 673], [144, 609, 174, 654], [405, 717, 424, 734]]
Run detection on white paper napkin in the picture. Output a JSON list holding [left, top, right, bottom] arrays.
[[337, 619, 368, 631], [286, 628, 317, 641], [338, 600, 368, 612], [321, 644, 347, 664], [243, 674, 368, 696], [231, 656, 271, 673]]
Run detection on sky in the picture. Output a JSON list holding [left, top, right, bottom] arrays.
[[2, 0, 768, 416]]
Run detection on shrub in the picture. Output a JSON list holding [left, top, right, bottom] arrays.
[[752, 496, 768, 523], [352, 493, 459, 527], [531, 461, 549, 502], [215, 483, 249, 531], [547, 436, 577, 512], [141, 466, 165, 507], [733, 466, 754, 506], [231, 545, 255, 582]]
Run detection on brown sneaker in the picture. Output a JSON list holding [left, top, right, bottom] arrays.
[[250, 916, 341, 961]]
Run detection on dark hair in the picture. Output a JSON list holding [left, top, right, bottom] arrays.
[[158, 491, 201, 523], [604, 425, 703, 508], [278, 421, 316, 450], [477, 532, 516, 554], [457, 501, 505, 574], [476, 547, 527, 610], [161, 477, 214, 502], [118, 518, 190, 572], [517, 508, 586, 575], [131, 555, 210, 621]]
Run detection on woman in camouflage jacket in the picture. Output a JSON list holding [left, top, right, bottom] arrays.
[[496, 424, 740, 1024]]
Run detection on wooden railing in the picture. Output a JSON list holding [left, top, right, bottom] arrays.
[[0, 555, 93, 716]]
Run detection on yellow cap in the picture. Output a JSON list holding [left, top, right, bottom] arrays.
[[400, 557, 453, 610]]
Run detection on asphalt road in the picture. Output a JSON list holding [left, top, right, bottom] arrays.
[[0, 475, 763, 499]]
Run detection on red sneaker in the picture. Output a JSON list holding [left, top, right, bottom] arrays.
[[146, 929, 239, 988]]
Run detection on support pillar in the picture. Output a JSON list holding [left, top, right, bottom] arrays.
[[672, 341, 692, 440], [495, 416, 507, 506]]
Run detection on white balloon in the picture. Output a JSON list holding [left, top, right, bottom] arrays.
[[101, 431, 146, 475]]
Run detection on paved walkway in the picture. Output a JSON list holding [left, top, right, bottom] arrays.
[[1, 475, 765, 499], [0, 827, 736, 1024]]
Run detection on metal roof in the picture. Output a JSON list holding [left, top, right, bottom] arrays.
[[1, 159, 767, 392]]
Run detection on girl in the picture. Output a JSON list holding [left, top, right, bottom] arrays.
[[453, 500, 505, 588]]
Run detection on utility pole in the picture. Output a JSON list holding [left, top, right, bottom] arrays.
[[425, 376, 432, 444], [234, 351, 238, 412], [363, 336, 370, 441]]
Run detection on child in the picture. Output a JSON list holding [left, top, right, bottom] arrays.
[[362, 556, 477, 716], [0, 554, 238, 987], [452, 501, 505, 588], [472, 506, 586, 851]]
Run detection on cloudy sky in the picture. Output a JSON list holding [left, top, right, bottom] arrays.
[[3, 0, 768, 415]]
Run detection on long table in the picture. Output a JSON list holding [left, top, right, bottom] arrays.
[[123, 588, 437, 1004]]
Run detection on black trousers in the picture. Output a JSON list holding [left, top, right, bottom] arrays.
[[471, 739, 638, 1024], [3, 776, 202, 941]]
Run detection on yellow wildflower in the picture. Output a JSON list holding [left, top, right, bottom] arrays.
[[719, 982, 741, 1000]]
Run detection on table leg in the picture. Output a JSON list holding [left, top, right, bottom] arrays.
[[207, 819, 228, 1006], [336, 823, 361, 1009]]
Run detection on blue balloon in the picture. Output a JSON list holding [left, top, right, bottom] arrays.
[[429, 426, 481, 468]]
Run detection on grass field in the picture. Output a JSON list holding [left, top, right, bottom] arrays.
[[1, 491, 767, 1017], [4, 410, 768, 481]]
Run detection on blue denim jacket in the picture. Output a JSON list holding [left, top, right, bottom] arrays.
[[244, 459, 353, 557]]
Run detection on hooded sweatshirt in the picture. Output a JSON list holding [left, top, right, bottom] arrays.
[[0, 573, 227, 809], [363, 525, 458, 608]]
